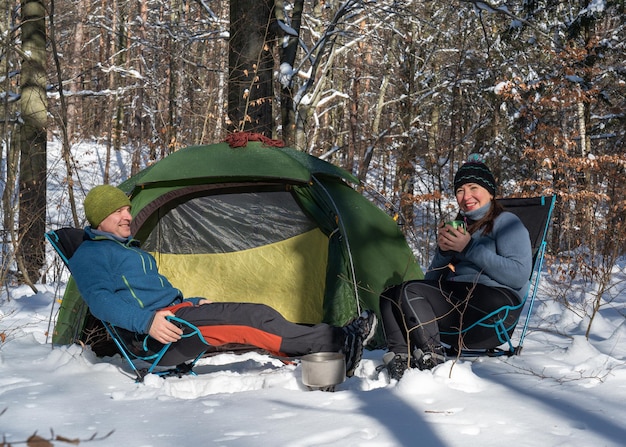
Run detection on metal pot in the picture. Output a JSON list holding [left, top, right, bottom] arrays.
[[301, 352, 346, 391]]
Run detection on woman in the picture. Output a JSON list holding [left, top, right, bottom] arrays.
[[379, 156, 532, 380]]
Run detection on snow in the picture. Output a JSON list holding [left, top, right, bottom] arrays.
[[1, 141, 625, 446], [2, 284, 626, 446], [581, 0, 606, 15], [279, 62, 296, 89]]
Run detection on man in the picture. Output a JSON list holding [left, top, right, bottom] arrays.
[[69, 185, 376, 377]]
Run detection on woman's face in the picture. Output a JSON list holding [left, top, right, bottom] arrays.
[[455, 183, 493, 212]]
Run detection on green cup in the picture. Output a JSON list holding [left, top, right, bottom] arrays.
[[445, 220, 466, 233]]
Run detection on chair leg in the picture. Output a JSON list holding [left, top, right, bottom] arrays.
[[102, 319, 209, 381], [135, 368, 150, 382]]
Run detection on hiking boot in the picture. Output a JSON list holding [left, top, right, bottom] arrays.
[[412, 346, 446, 371], [381, 351, 409, 381], [342, 310, 378, 377]]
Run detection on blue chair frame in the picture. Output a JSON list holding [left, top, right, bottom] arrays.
[[46, 228, 209, 381], [440, 195, 556, 356], [101, 317, 209, 382]]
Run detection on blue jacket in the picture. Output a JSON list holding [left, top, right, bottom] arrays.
[[69, 227, 191, 334], [424, 203, 533, 300]]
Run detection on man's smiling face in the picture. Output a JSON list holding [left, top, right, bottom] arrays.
[[97, 205, 132, 238]]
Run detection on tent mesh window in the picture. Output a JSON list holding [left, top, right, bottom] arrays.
[[142, 189, 329, 325], [141, 190, 317, 253]]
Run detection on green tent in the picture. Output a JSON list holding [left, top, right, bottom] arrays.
[[53, 141, 422, 349]]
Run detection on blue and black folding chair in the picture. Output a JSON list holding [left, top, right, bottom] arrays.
[[100, 316, 209, 382], [441, 195, 556, 356], [46, 228, 209, 382]]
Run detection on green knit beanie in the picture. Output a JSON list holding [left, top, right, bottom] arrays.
[[84, 185, 131, 227]]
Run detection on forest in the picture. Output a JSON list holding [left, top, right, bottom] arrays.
[[1, 0, 625, 320]]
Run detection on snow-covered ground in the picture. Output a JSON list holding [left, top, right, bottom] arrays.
[[1, 141, 625, 446], [2, 278, 625, 446]]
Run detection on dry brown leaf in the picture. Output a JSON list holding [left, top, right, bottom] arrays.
[[27, 434, 53, 447]]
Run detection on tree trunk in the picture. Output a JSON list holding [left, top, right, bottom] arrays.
[[112, 0, 127, 156], [228, 0, 275, 136], [18, 0, 47, 284], [166, 0, 181, 154], [1, 0, 18, 278], [275, 0, 303, 145], [130, 0, 148, 174], [49, 0, 79, 227], [66, 0, 86, 141]]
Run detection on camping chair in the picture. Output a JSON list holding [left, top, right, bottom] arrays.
[[45, 228, 209, 382], [440, 195, 556, 357], [100, 317, 209, 382]]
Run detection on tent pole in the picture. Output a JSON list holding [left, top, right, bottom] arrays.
[[311, 176, 361, 314]]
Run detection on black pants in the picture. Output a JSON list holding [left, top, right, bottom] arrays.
[[380, 280, 521, 355], [149, 302, 345, 365]]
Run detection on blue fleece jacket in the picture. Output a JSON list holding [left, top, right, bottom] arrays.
[[69, 227, 191, 334], [424, 203, 533, 300]]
